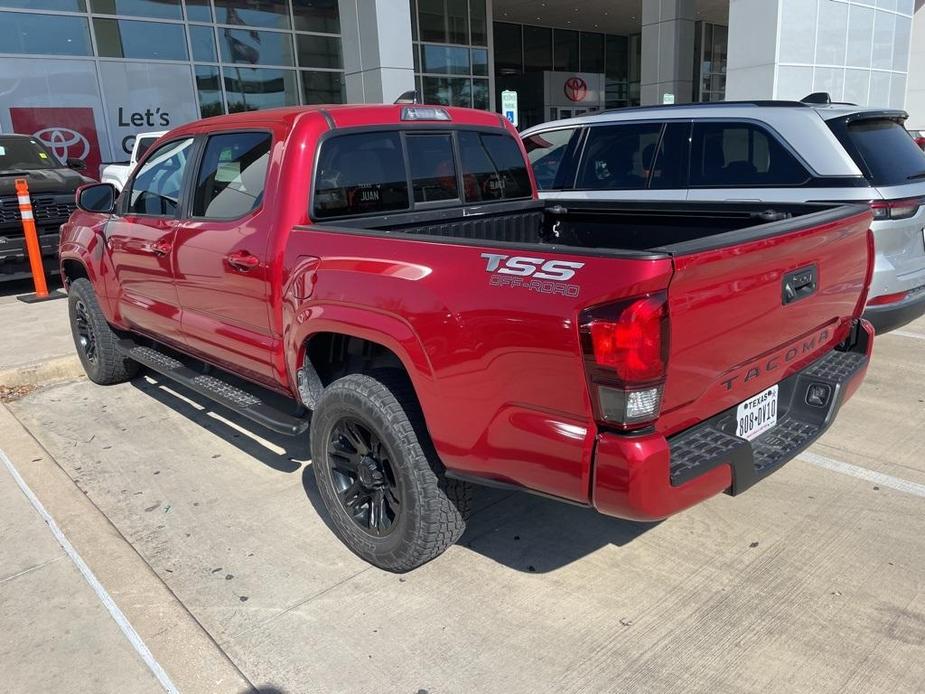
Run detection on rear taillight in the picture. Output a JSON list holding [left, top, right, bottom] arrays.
[[870, 198, 921, 220], [579, 292, 669, 430]]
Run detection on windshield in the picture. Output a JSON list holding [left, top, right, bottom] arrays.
[[830, 117, 925, 187], [0, 137, 59, 171]]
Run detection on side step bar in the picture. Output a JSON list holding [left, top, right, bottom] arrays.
[[117, 340, 309, 437]]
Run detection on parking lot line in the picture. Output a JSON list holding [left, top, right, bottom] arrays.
[[0, 447, 179, 694], [892, 330, 925, 341], [799, 450, 925, 498]]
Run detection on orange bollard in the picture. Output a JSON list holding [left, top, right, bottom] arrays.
[[14, 177, 57, 302]]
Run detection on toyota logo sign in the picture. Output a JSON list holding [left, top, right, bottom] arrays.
[[32, 127, 91, 162], [564, 77, 588, 102]]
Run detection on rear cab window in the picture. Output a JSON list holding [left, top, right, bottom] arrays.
[[312, 128, 531, 219], [829, 117, 925, 187]]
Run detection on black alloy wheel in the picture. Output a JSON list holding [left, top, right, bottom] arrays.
[[326, 417, 402, 536], [73, 298, 97, 364]]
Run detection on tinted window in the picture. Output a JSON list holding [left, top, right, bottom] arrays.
[[407, 134, 459, 203], [523, 128, 577, 190], [193, 132, 271, 219], [127, 138, 194, 216], [458, 132, 532, 202], [313, 132, 409, 219], [834, 118, 925, 187], [649, 122, 688, 190], [135, 136, 158, 160], [690, 122, 809, 187], [577, 123, 662, 190], [93, 19, 187, 60]]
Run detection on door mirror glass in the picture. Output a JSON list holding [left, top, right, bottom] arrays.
[[76, 183, 117, 214], [66, 157, 87, 171]]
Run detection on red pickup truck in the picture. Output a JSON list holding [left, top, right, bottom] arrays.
[[61, 104, 875, 572]]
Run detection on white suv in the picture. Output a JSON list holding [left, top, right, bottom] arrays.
[[521, 95, 925, 333]]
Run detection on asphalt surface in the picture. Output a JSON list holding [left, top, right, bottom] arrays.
[[1, 288, 924, 692]]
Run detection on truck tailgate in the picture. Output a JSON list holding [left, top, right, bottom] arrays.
[[658, 206, 873, 437]]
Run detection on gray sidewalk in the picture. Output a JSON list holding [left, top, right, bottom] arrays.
[[0, 454, 162, 693]]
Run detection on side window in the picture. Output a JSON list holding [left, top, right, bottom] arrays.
[[523, 128, 576, 190], [576, 123, 663, 190], [127, 138, 195, 216], [649, 122, 689, 190], [313, 132, 409, 219], [135, 136, 157, 161], [406, 133, 459, 203], [458, 131, 532, 202], [690, 122, 809, 187], [192, 132, 272, 219]]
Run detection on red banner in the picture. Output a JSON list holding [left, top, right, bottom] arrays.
[[9, 107, 102, 179]]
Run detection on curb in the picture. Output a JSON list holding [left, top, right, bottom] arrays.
[[0, 354, 84, 388]]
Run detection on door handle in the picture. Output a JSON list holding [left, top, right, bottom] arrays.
[[151, 241, 172, 256], [226, 251, 260, 271]]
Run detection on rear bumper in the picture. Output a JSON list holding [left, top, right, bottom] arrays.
[[863, 285, 925, 334], [0, 231, 60, 281], [591, 320, 874, 522]]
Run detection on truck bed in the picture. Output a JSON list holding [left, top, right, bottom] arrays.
[[321, 199, 861, 256]]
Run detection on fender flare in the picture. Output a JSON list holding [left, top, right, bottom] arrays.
[[286, 302, 436, 405]]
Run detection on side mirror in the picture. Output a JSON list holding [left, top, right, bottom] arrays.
[[76, 183, 117, 214], [66, 157, 87, 171]]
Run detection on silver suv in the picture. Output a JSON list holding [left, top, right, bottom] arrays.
[[521, 97, 925, 333]]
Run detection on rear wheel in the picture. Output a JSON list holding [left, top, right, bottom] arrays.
[[67, 278, 138, 385], [310, 372, 471, 572]]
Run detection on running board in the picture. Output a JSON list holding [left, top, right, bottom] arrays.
[[117, 340, 309, 436]]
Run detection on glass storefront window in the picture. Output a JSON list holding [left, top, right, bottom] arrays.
[[423, 45, 470, 75], [0, 0, 85, 10], [293, 0, 339, 34], [469, 0, 486, 46], [296, 34, 342, 70], [523, 25, 552, 72], [301, 70, 343, 104], [605, 35, 628, 81], [220, 28, 294, 66], [0, 11, 91, 56], [213, 0, 289, 30], [493, 22, 522, 75], [472, 78, 489, 110], [189, 25, 216, 62], [553, 29, 579, 72], [580, 32, 604, 73], [471, 48, 488, 77], [94, 18, 188, 60], [185, 0, 211, 22], [419, 0, 467, 45], [224, 66, 298, 112], [91, 0, 182, 21], [195, 65, 224, 117], [422, 75, 471, 107]]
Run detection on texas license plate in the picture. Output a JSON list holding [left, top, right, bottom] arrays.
[[735, 385, 779, 441]]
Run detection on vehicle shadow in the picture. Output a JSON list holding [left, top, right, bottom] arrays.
[[131, 369, 654, 573], [130, 374, 307, 473]]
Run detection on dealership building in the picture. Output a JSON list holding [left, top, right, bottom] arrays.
[[0, 0, 922, 176]]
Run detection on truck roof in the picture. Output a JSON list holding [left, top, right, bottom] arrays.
[[168, 104, 509, 138]]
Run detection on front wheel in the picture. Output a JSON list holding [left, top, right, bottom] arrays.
[[67, 277, 138, 385], [310, 372, 471, 572]]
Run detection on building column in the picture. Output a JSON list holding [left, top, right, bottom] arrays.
[[640, 0, 696, 106], [727, 0, 915, 108], [338, 0, 416, 104]]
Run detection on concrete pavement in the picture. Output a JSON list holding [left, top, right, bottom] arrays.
[[0, 442, 163, 693], [1, 315, 923, 693]]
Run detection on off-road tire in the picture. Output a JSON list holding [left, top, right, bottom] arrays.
[[68, 277, 138, 385], [311, 371, 471, 572]]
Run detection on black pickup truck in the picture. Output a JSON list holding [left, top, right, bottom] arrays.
[[0, 134, 93, 281]]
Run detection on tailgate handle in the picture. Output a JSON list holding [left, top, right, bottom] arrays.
[[782, 265, 817, 305]]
